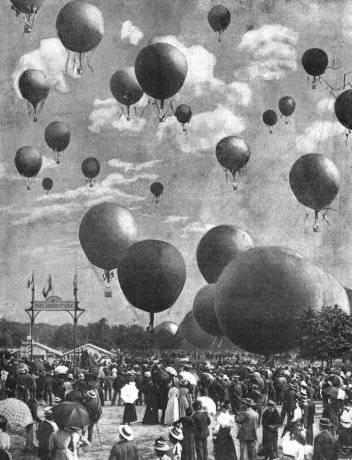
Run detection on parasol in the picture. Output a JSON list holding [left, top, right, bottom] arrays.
[[165, 366, 177, 377], [55, 365, 69, 374], [52, 402, 90, 429], [197, 396, 216, 416], [179, 371, 197, 386], [120, 383, 139, 404]]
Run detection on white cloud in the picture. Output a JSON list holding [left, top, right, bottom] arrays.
[[180, 221, 214, 238], [316, 98, 335, 116], [108, 158, 163, 173], [12, 38, 78, 97], [88, 97, 148, 133], [157, 105, 246, 154], [236, 25, 299, 81], [296, 120, 345, 153], [121, 20, 144, 45], [12, 202, 83, 226], [164, 215, 189, 223], [40, 156, 58, 172]]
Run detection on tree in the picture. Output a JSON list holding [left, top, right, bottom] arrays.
[[297, 306, 352, 367]]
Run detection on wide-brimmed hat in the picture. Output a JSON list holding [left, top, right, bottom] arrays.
[[242, 398, 255, 407], [67, 374, 74, 380], [154, 437, 170, 451], [19, 368, 26, 374], [319, 418, 333, 428], [44, 407, 53, 416], [289, 383, 298, 390], [144, 371, 151, 378], [53, 397, 62, 404], [267, 400, 276, 407], [169, 425, 183, 441], [341, 412, 352, 428], [87, 390, 96, 398], [78, 373, 85, 380], [300, 381, 307, 388], [119, 424, 134, 441]]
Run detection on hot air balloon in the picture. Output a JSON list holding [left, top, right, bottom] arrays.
[[178, 311, 214, 348], [262, 110, 277, 134], [174, 104, 192, 132], [154, 321, 179, 335], [110, 68, 144, 121], [302, 48, 328, 89], [79, 202, 138, 284], [279, 96, 296, 123], [135, 42, 188, 115], [15, 146, 42, 190], [197, 225, 254, 283], [208, 5, 231, 42], [81, 157, 100, 186], [42, 177, 53, 193], [289, 153, 341, 232], [216, 136, 251, 190], [44, 122, 71, 164], [334, 89, 352, 139], [56, 0, 104, 75], [193, 284, 222, 337], [18, 69, 50, 122], [150, 182, 164, 203], [10, 0, 44, 36], [118, 240, 186, 331], [214, 246, 350, 356]]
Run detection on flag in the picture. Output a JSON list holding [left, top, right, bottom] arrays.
[[73, 272, 78, 292], [27, 273, 34, 289], [42, 275, 53, 298]]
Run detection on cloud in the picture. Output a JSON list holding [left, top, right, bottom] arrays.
[[88, 97, 148, 133], [180, 221, 214, 238], [164, 215, 189, 223], [235, 24, 299, 81], [12, 38, 78, 97], [316, 98, 335, 116], [157, 105, 246, 154], [108, 158, 163, 173], [40, 156, 58, 172], [296, 120, 345, 153], [151, 36, 252, 105], [121, 20, 144, 45]]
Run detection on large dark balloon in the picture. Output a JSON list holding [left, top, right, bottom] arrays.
[[79, 203, 138, 271], [216, 136, 251, 189], [15, 146, 42, 178], [150, 182, 164, 202], [56, 0, 104, 54], [197, 225, 254, 283], [19, 69, 50, 120], [262, 110, 277, 132], [118, 240, 186, 314], [302, 48, 328, 76], [135, 43, 188, 105], [154, 321, 179, 335], [289, 154, 341, 212], [110, 69, 144, 119], [214, 246, 350, 355], [42, 177, 53, 192], [178, 311, 214, 348], [208, 5, 231, 40], [279, 96, 296, 118], [193, 284, 222, 337], [334, 90, 352, 130], [175, 104, 192, 130], [10, 0, 44, 14], [81, 157, 100, 186], [44, 122, 70, 163]]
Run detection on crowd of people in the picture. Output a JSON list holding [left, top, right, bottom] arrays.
[[0, 351, 351, 459]]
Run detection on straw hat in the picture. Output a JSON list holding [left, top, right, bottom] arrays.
[[154, 437, 170, 451], [119, 425, 134, 441], [341, 412, 352, 428], [53, 397, 62, 404], [78, 373, 85, 380], [87, 390, 96, 398], [169, 425, 183, 441]]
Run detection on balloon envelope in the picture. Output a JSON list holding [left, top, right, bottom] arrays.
[[56, 0, 104, 53], [216, 136, 250, 175], [110, 69, 144, 108], [154, 321, 179, 335], [42, 177, 53, 191], [79, 202, 138, 270], [81, 157, 100, 179], [214, 246, 350, 355], [19, 69, 50, 111], [44, 122, 70, 153], [279, 96, 296, 117], [15, 146, 42, 178], [10, 0, 45, 14], [208, 5, 231, 33], [302, 48, 328, 76], [335, 90, 352, 130], [118, 240, 186, 314], [175, 104, 192, 125], [289, 153, 341, 211], [196, 225, 254, 283], [178, 311, 214, 348], [135, 42, 187, 102], [263, 110, 278, 127], [150, 182, 164, 199], [193, 284, 222, 337]]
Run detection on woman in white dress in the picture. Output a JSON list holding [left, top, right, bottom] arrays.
[[165, 386, 180, 425]]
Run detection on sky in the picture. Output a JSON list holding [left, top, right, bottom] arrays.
[[1, 0, 352, 327]]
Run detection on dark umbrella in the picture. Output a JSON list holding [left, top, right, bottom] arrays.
[[52, 402, 90, 429]]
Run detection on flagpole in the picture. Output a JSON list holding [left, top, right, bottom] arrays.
[[73, 271, 78, 366], [30, 272, 35, 362]]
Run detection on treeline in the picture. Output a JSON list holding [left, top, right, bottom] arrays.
[[0, 317, 182, 351]]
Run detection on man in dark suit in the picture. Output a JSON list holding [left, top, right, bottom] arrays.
[[191, 400, 211, 460], [108, 425, 141, 460], [236, 398, 259, 460], [37, 407, 58, 460], [312, 418, 338, 460], [280, 382, 297, 425]]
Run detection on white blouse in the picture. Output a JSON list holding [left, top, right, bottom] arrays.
[[281, 433, 305, 460]]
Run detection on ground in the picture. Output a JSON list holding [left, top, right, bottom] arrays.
[[11, 401, 324, 459]]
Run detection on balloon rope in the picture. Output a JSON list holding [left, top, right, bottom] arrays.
[[313, 210, 320, 233]]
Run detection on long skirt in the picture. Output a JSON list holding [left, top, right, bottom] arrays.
[[143, 401, 159, 425], [213, 426, 237, 460], [179, 395, 189, 419], [123, 403, 137, 424], [180, 431, 196, 460], [165, 396, 179, 425]]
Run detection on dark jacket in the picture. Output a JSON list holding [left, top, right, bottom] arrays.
[[108, 439, 141, 460], [236, 407, 259, 441], [312, 430, 338, 460], [37, 419, 56, 450], [191, 410, 210, 439]]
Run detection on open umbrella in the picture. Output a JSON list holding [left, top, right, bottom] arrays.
[[55, 365, 69, 374], [30, 361, 45, 372], [52, 402, 90, 430], [165, 366, 177, 377], [0, 398, 33, 428], [121, 383, 139, 404], [197, 396, 216, 416], [179, 371, 197, 386]]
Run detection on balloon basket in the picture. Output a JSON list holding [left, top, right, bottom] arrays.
[[26, 186, 31, 191], [104, 286, 112, 298]]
